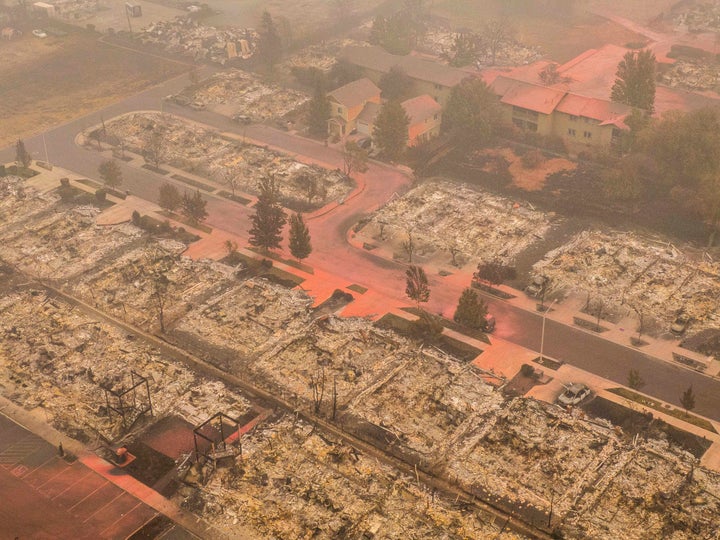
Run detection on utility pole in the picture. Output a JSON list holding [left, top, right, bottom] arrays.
[[539, 298, 557, 363], [42, 132, 49, 165], [125, 4, 133, 34]]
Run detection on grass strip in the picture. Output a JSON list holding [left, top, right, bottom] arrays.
[[608, 387, 717, 434]]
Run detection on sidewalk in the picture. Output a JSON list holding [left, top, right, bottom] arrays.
[[501, 288, 720, 377], [464, 332, 720, 472]]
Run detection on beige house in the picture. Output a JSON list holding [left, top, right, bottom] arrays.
[[402, 95, 442, 146], [353, 94, 442, 147], [327, 78, 381, 139], [339, 45, 472, 106]]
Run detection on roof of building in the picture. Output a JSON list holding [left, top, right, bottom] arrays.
[[556, 94, 631, 127], [340, 45, 472, 88], [492, 76, 566, 115], [357, 101, 381, 124], [401, 95, 442, 125], [328, 78, 380, 109]]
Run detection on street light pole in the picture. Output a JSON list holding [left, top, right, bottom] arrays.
[[42, 133, 49, 165], [539, 298, 557, 362]]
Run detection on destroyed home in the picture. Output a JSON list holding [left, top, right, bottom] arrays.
[[356, 179, 552, 267], [531, 229, 720, 337], [171, 69, 308, 122], [1, 174, 720, 539], [419, 26, 542, 67], [99, 113, 352, 209], [139, 18, 258, 64], [6, 2, 720, 538]]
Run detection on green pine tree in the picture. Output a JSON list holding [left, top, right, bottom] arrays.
[[610, 49, 656, 113], [258, 10, 283, 71], [288, 212, 312, 261], [453, 287, 488, 329], [249, 176, 286, 251], [307, 81, 330, 139], [373, 100, 409, 162]]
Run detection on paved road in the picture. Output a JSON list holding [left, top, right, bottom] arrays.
[[3, 73, 720, 421]]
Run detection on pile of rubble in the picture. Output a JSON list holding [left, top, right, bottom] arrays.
[[531, 230, 720, 332], [564, 438, 719, 539], [0, 288, 253, 442], [172, 69, 308, 121], [281, 38, 367, 75], [171, 278, 313, 366], [103, 113, 352, 208], [357, 179, 552, 267], [419, 27, 542, 67], [70, 243, 235, 333], [660, 60, 720, 92], [138, 18, 257, 64], [45, 0, 98, 22], [3, 176, 720, 539], [347, 346, 502, 456], [0, 176, 57, 234], [180, 415, 523, 539], [675, 3, 720, 32], [0, 204, 143, 281]]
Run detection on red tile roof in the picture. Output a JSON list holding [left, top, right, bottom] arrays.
[[401, 95, 442, 125], [492, 76, 566, 115], [556, 94, 631, 127]]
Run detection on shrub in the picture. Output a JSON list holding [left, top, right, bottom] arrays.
[[411, 312, 444, 343], [95, 188, 106, 202], [521, 149, 545, 169], [520, 364, 535, 378]]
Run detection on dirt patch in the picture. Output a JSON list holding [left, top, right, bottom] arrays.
[[0, 30, 186, 147], [583, 396, 712, 459], [483, 147, 576, 191]]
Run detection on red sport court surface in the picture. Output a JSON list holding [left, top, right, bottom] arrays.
[[0, 412, 182, 539]]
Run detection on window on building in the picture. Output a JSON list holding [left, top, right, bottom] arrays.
[[583, 131, 592, 139], [337, 107, 342, 114], [433, 113, 438, 121], [570, 115, 578, 121], [567, 128, 576, 136]]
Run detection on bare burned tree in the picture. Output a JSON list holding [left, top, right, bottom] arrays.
[[332, 376, 338, 421], [402, 229, 415, 263], [223, 170, 240, 197], [482, 17, 513, 66], [310, 366, 326, 415], [151, 271, 170, 333], [446, 240, 461, 267]]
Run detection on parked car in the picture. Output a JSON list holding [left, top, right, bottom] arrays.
[[557, 383, 591, 407], [32, 29, 48, 38], [671, 313, 690, 335], [526, 275, 548, 298], [233, 114, 252, 124], [357, 137, 372, 150], [189, 102, 206, 111]]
